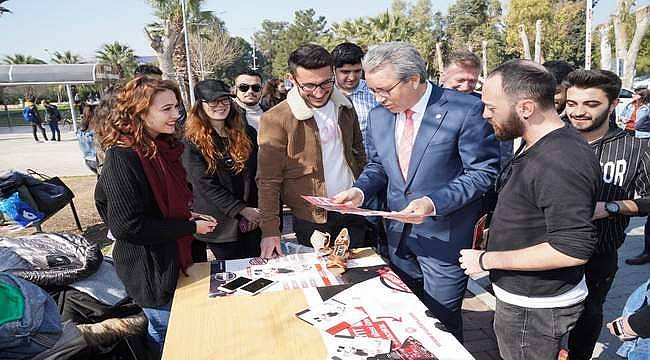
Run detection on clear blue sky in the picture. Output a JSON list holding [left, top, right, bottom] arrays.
[[0, 0, 634, 61]]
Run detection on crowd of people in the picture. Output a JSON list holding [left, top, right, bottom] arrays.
[[81, 40, 650, 359]]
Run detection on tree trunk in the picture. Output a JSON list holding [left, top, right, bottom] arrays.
[[145, 21, 179, 80], [613, 1, 650, 88], [624, 6, 650, 88], [599, 25, 612, 70], [481, 40, 488, 80], [534, 20, 543, 64], [435, 42, 444, 76], [519, 24, 532, 60], [171, 16, 190, 108], [613, 0, 629, 63]]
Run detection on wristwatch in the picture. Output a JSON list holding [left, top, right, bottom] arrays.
[[605, 201, 621, 215]]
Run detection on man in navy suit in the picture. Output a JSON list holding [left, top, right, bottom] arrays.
[[333, 42, 499, 341]]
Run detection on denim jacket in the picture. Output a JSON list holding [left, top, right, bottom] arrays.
[[617, 279, 650, 359], [0, 272, 62, 359], [77, 129, 96, 162]]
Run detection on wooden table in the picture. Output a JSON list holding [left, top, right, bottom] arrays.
[[163, 252, 474, 360], [163, 262, 327, 360]]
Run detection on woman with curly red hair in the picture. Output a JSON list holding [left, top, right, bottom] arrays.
[[183, 79, 262, 260], [94, 76, 217, 356]]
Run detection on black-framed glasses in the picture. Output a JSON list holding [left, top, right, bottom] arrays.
[[369, 80, 403, 98], [237, 84, 262, 93], [295, 78, 335, 93], [202, 98, 231, 107]]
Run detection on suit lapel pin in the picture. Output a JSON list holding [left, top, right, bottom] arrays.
[[435, 113, 442, 119]]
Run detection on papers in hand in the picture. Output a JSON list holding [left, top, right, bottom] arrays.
[[301, 195, 434, 219]]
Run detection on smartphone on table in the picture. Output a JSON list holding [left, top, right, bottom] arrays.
[[217, 276, 253, 293], [237, 278, 276, 296]]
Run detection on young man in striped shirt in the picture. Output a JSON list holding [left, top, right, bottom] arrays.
[[565, 69, 650, 360]]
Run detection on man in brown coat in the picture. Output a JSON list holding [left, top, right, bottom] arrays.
[[257, 44, 367, 258]]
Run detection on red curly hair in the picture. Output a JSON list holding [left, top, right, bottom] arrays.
[[184, 99, 252, 174], [101, 77, 182, 158]]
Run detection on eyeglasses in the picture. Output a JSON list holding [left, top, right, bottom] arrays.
[[202, 98, 231, 107], [369, 80, 403, 98], [237, 84, 262, 93], [295, 78, 335, 93]]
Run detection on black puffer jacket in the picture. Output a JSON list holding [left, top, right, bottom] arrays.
[[0, 232, 102, 287]]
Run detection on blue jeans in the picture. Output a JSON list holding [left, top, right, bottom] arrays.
[[142, 301, 172, 357], [495, 299, 583, 360], [387, 237, 468, 341]]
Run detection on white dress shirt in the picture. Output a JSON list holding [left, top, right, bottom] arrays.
[[394, 82, 432, 149]]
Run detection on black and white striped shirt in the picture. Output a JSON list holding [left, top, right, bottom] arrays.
[[592, 128, 650, 253]]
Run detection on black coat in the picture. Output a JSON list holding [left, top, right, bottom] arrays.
[[183, 125, 258, 243], [95, 147, 196, 308]]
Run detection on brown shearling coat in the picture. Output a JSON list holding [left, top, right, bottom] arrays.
[[256, 86, 367, 238]]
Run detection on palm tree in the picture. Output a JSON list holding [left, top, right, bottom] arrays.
[[51, 50, 81, 64], [96, 42, 137, 79], [2, 54, 46, 64], [0, 0, 11, 17], [2, 53, 46, 101], [146, 0, 205, 106]]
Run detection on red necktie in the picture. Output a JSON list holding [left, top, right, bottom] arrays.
[[398, 109, 415, 179]]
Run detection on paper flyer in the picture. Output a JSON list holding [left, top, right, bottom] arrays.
[[301, 195, 435, 220], [302, 267, 474, 360], [209, 253, 343, 297], [296, 298, 368, 335]]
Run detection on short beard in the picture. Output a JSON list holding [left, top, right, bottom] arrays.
[[494, 107, 525, 141], [572, 109, 609, 133]]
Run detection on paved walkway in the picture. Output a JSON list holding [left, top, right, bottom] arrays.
[[0, 128, 93, 177], [3, 130, 649, 359]]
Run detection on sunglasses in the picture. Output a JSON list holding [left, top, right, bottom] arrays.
[[237, 84, 261, 93]]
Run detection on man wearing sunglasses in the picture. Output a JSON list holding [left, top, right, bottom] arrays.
[[257, 44, 367, 259], [234, 70, 264, 131]]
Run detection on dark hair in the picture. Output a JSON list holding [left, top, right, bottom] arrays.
[[331, 42, 364, 68], [488, 59, 556, 110], [564, 69, 622, 105], [444, 50, 481, 71], [288, 44, 333, 75], [542, 60, 575, 85], [134, 64, 163, 77], [81, 104, 96, 131], [235, 70, 262, 83], [637, 88, 650, 105], [262, 78, 283, 99]]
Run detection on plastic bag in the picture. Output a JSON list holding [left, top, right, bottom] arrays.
[[0, 192, 44, 226]]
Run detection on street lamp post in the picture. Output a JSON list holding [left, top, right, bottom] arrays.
[[251, 37, 258, 71], [180, 0, 195, 106], [585, 0, 593, 70]]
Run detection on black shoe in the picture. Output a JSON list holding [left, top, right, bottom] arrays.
[[625, 253, 650, 265]]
